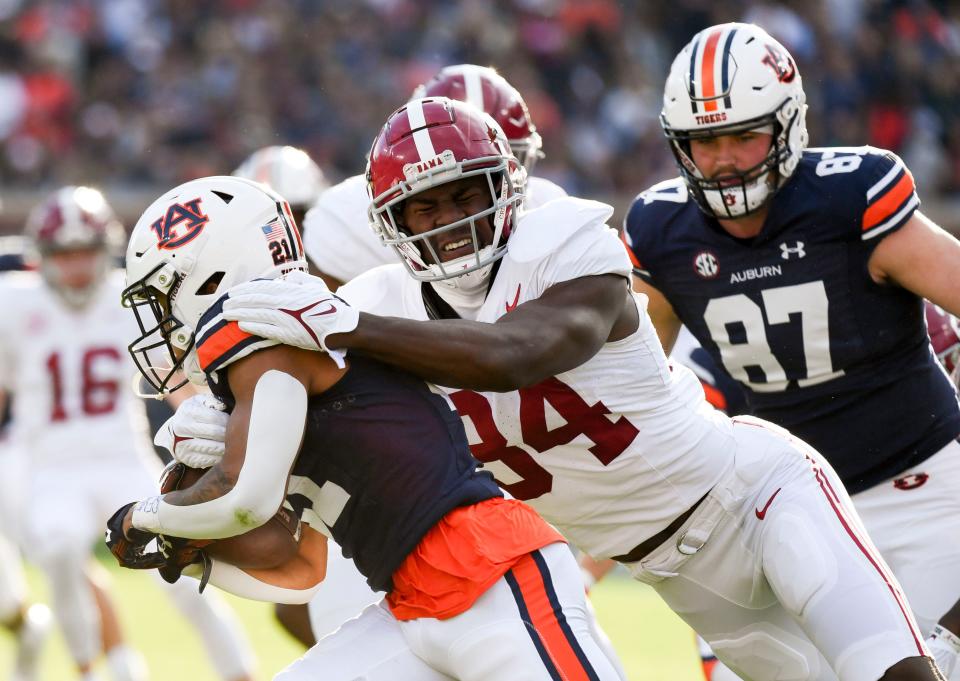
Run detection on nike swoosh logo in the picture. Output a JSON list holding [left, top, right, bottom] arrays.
[[304, 303, 336, 317], [505, 284, 521, 313], [755, 487, 782, 520], [172, 434, 193, 452]]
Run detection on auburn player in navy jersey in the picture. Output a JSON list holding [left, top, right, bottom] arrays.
[[103, 176, 622, 681], [624, 21, 960, 678]]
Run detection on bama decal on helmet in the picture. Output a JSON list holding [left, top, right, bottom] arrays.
[[149, 198, 210, 250], [404, 149, 457, 180]]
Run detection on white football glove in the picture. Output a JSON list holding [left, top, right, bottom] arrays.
[[154, 394, 229, 468], [220, 270, 356, 366]]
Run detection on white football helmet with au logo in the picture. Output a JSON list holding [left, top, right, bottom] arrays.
[[661, 22, 808, 218], [122, 176, 306, 394]]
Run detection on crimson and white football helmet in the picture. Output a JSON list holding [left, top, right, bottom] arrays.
[[925, 301, 960, 374], [232, 145, 328, 220], [413, 65, 543, 174], [24, 186, 125, 306], [122, 176, 306, 394], [366, 97, 524, 289], [661, 23, 808, 219]]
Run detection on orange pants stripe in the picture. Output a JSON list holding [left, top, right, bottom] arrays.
[[504, 551, 600, 681]]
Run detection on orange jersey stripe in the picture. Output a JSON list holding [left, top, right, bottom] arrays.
[[862, 172, 915, 230], [700, 28, 723, 112], [620, 232, 640, 267], [196, 320, 253, 371], [510, 553, 596, 681]]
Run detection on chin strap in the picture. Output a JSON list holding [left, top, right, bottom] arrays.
[[421, 258, 502, 321]]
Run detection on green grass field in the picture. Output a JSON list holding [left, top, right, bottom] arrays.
[[0, 558, 702, 680]]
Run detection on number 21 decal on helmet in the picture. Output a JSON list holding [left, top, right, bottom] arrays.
[[661, 23, 809, 219]]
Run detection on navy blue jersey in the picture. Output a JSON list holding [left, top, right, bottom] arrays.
[[194, 296, 502, 592], [625, 146, 960, 493]]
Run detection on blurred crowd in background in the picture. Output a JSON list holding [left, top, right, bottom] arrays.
[[0, 0, 958, 228]]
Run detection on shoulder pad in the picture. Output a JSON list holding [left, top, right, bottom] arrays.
[[338, 263, 407, 312], [526, 176, 568, 209], [508, 197, 614, 263], [633, 177, 689, 207]]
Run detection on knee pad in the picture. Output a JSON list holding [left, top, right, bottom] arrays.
[[762, 511, 837, 618], [709, 626, 821, 681]]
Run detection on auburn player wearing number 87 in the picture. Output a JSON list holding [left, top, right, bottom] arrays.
[[625, 21, 960, 680], [0, 187, 256, 681], [219, 95, 940, 678]]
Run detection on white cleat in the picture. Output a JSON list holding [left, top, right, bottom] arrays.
[[11, 603, 52, 681]]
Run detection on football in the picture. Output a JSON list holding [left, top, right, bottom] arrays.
[[159, 463, 301, 569]]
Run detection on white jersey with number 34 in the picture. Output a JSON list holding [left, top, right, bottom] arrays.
[[339, 197, 736, 558], [0, 270, 152, 466]]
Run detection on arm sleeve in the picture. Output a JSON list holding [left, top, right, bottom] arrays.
[[132, 370, 307, 539]]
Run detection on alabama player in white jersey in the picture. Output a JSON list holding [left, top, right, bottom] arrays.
[[290, 63, 573, 649], [0, 187, 255, 681], [221, 98, 945, 680], [303, 64, 566, 288]]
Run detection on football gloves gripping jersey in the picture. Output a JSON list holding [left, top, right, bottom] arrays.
[[221, 270, 357, 363]]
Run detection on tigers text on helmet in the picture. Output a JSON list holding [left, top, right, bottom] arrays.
[[661, 23, 808, 219], [25, 186, 125, 307], [366, 97, 525, 291], [122, 176, 306, 395], [413, 65, 544, 175], [232, 145, 329, 212]]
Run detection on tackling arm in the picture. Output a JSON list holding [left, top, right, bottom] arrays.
[[333, 273, 636, 391]]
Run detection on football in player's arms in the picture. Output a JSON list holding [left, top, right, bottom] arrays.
[[157, 462, 302, 570]]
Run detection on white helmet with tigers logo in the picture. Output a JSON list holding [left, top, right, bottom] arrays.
[[122, 176, 306, 394], [661, 23, 808, 218]]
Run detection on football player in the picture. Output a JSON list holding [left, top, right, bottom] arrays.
[[218, 97, 943, 680], [272, 63, 581, 653], [621, 21, 960, 678], [105, 176, 623, 681], [303, 63, 566, 289], [0, 187, 255, 681]]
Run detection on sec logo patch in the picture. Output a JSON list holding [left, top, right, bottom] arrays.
[[693, 251, 719, 279]]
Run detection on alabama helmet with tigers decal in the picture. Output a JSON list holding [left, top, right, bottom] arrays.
[[366, 96, 524, 290], [413, 64, 544, 174], [122, 176, 306, 394], [661, 23, 808, 219], [25, 185, 125, 307]]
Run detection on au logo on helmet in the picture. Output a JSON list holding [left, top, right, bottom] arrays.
[[149, 197, 210, 250], [761, 44, 796, 83]]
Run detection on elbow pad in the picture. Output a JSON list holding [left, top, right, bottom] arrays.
[[133, 370, 307, 538]]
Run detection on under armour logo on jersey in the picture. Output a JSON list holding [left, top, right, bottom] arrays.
[[780, 241, 806, 260], [150, 198, 209, 250], [893, 473, 928, 490], [694, 251, 719, 279]]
